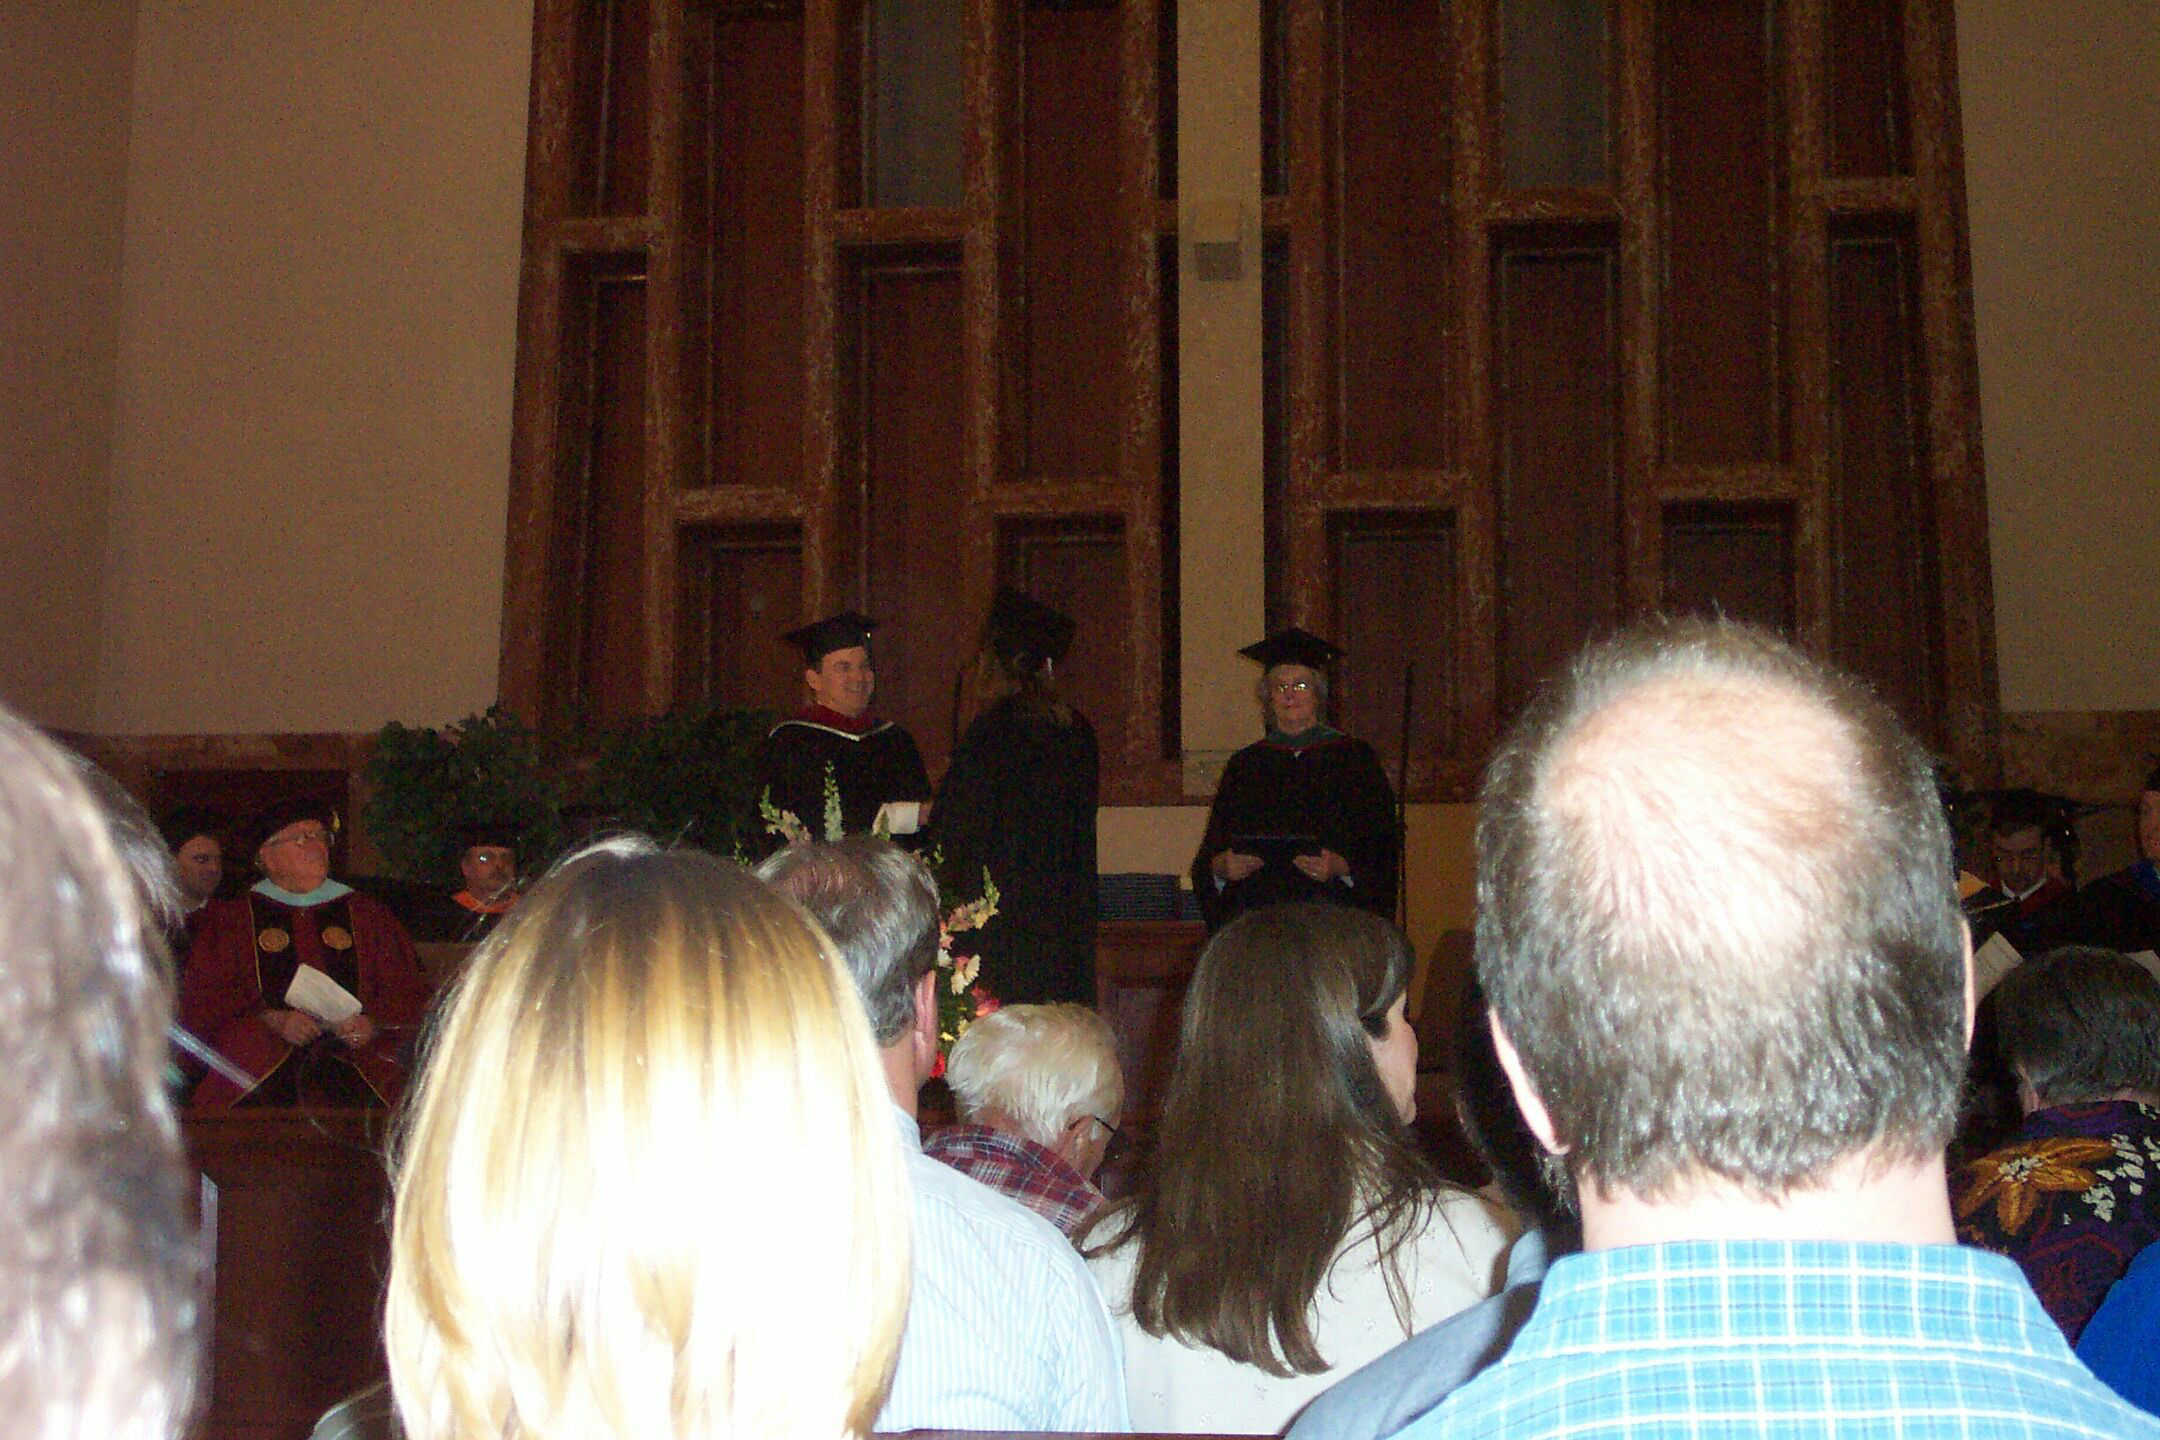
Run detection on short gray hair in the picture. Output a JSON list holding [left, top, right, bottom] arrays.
[[946, 1004, 1122, 1148], [755, 838, 939, 1044]]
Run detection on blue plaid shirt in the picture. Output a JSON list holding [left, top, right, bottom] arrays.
[[1380, 1240, 2160, 1440]]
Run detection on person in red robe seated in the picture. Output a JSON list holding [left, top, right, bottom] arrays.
[[180, 796, 432, 1109]]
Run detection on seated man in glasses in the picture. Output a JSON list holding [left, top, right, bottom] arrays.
[[926, 1003, 1124, 1238], [180, 797, 432, 1109]]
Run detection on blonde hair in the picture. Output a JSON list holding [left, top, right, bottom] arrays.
[[385, 838, 911, 1440], [946, 1004, 1121, 1148]]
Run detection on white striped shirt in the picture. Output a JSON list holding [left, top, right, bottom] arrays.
[[881, 1109, 1130, 1433]]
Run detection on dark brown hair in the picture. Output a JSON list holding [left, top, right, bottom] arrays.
[[1083, 904, 1444, 1376], [1476, 618, 1967, 1199], [1997, 947, 2160, 1108], [971, 643, 1074, 728]]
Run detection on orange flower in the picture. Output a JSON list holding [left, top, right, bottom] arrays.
[[1955, 1137, 2118, 1236]]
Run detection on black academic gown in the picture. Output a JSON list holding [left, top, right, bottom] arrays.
[[1191, 729, 1399, 930], [755, 706, 932, 847], [931, 697, 1099, 1005], [2078, 861, 2160, 955]]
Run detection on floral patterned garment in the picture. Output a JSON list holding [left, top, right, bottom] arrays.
[[1952, 1099, 2160, 1343]]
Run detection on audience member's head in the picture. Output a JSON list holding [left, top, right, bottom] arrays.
[[61, 760, 186, 940], [1477, 617, 1968, 1204], [0, 711, 201, 1439], [159, 806, 226, 909], [1093, 903, 1438, 1376], [946, 1003, 1123, 1180], [755, 837, 940, 1081], [1989, 788, 2063, 897], [385, 839, 911, 1440], [1451, 978, 1575, 1242], [1995, 947, 2160, 1114]]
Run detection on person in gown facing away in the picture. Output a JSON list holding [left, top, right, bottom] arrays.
[[179, 796, 432, 1109], [930, 588, 1099, 1004], [383, 839, 913, 1440], [1083, 903, 1513, 1435], [1191, 628, 1399, 930], [755, 610, 933, 847]]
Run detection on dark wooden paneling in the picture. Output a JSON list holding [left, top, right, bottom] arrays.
[[568, 0, 652, 216], [1020, 3, 1121, 480], [1330, 511, 1459, 789], [1658, 0, 1781, 463], [1500, 0, 1612, 189], [675, 524, 805, 711], [1262, 231, 1288, 627], [1333, 0, 1450, 472], [543, 256, 649, 728], [852, 252, 969, 777], [1495, 240, 1620, 718], [1829, 220, 1938, 737], [1158, 0, 1179, 201], [863, 0, 965, 208], [1828, 0, 1911, 178], [683, 9, 805, 489], [1261, 0, 1285, 197], [1662, 499, 1795, 631], [1157, 233, 1182, 761], [999, 519, 1131, 776]]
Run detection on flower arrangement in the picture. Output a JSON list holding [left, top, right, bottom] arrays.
[[764, 765, 1002, 1067], [933, 875, 1002, 1076]]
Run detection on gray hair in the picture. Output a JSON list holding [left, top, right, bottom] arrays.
[[946, 1004, 1122, 1148], [1997, 947, 2160, 1109], [1476, 618, 1967, 1199], [755, 838, 939, 1044], [0, 710, 202, 1437]]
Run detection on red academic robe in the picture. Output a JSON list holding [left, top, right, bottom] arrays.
[[179, 889, 433, 1109]]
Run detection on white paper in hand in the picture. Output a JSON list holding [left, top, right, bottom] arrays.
[[1972, 931, 2023, 1000], [285, 964, 363, 1025]]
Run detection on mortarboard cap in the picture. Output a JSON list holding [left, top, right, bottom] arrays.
[[159, 803, 227, 852], [782, 611, 879, 667], [455, 818, 522, 854], [246, 794, 340, 858], [1237, 627, 1343, 671], [988, 588, 1077, 668]]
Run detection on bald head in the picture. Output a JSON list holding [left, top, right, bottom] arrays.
[[1477, 620, 1966, 1200]]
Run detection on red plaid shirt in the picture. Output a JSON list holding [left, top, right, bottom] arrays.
[[923, 1123, 1105, 1238]]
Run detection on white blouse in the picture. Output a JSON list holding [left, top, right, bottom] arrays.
[[1089, 1188, 1517, 1435]]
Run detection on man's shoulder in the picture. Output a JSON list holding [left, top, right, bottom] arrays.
[[906, 1143, 1089, 1272], [1385, 1241, 2160, 1440]]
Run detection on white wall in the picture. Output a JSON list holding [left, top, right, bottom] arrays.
[[0, 3, 136, 729], [1959, 0, 2160, 711], [94, 0, 533, 733]]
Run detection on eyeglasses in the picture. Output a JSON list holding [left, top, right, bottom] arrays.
[[1267, 679, 1315, 695], [263, 827, 330, 850], [1089, 1114, 1123, 1145]]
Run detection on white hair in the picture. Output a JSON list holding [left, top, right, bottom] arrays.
[[945, 1004, 1122, 1148]]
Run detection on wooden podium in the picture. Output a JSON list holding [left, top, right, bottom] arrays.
[[185, 1110, 395, 1440], [1094, 919, 1208, 1124]]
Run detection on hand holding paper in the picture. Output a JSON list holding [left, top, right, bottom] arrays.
[[285, 964, 363, 1026]]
